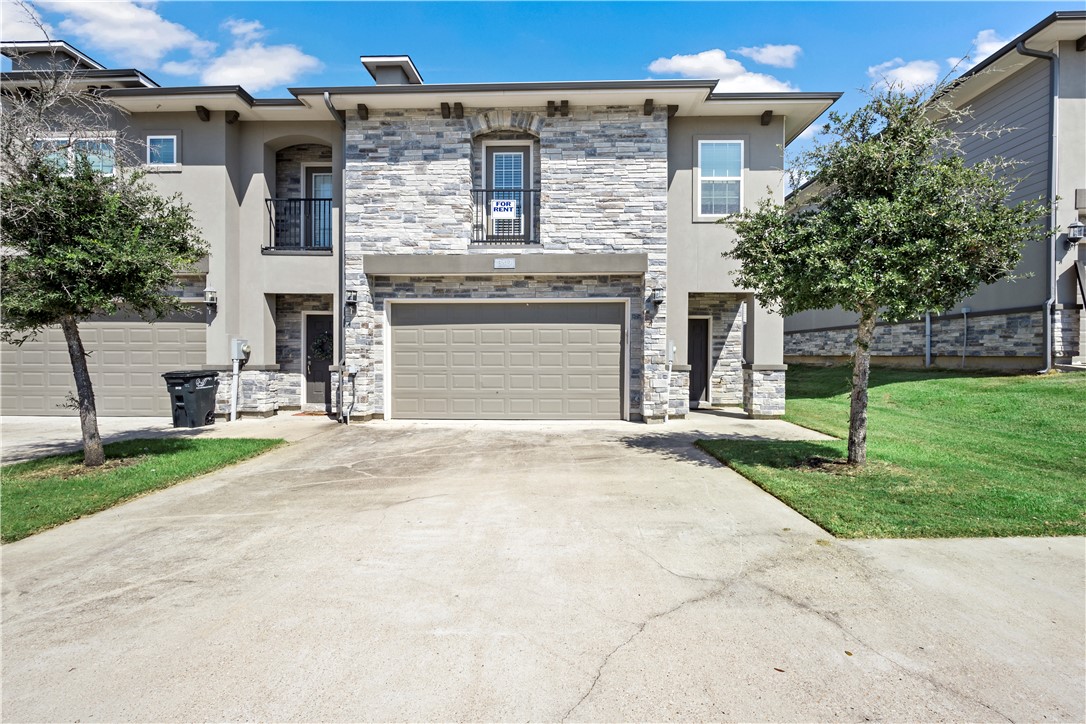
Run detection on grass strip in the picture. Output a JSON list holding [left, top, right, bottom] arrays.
[[698, 366, 1086, 538], [2, 437, 283, 542]]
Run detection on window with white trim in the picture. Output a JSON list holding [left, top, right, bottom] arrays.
[[697, 140, 742, 217], [33, 137, 115, 175], [147, 135, 177, 165]]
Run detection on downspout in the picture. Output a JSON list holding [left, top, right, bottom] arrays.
[[1015, 42, 1058, 373], [924, 312, 932, 367], [324, 90, 348, 422]]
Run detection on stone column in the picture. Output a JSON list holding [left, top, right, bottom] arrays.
[[742, 294, 787, 418]]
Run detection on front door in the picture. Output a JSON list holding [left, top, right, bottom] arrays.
[[485, 145, 531, 241], [688, 318, 709, 406], [305, 314, 334, 409], [305, 167, 333, 248]]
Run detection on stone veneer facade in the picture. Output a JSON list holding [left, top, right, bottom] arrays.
[[688, 293, 745, 405], [782, 310, 1082, 367], [341, 106, 670, 420], [274, 294, 334, 410], [743, 367, 786, 418]]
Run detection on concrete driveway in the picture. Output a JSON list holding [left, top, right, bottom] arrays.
[[2, 412, 1083, 722]]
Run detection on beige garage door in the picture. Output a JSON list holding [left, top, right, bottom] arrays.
[[390, 302, 624, 420], [1, 319, 206, 416]]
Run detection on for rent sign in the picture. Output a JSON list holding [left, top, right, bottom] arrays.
[[490, 198, 517, 219]]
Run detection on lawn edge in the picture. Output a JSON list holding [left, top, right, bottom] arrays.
[[1, 437, 287, 543]]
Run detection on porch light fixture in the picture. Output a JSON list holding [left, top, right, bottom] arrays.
[[1067, 219, 1085, 248], [204, 287, 218, 306], [648, 289, 664, 307], [345, 290, 359, 303]]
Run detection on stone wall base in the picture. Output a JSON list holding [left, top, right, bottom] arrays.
[[784, 309, 1084, 366], [785, 354, 1045, 371], [743, 366, 786, 418]]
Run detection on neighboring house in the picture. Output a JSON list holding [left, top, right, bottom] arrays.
[[785, 10, 1086, 370], [0, 41, 840, 422]]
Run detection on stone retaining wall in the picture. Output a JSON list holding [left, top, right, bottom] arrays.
[[785, 311, 1054, 365]]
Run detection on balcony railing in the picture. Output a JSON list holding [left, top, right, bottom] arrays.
[[472, 189, 540, 244], [265, 198, 333, 250]]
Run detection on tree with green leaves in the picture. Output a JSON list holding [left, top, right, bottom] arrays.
[[726, 85, 1047, 466], [1, 55, 207, 467]]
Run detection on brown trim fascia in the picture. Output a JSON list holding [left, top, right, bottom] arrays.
[[290, 79, 718, 96]]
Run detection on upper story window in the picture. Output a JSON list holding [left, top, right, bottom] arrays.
[[697, 140, 743, 218], [147, 135, 177, 165], [473, 139, 540, 244], [33, 137, 115, 175]]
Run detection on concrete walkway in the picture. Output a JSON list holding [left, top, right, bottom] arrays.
[[1, 412, 1083, 721]]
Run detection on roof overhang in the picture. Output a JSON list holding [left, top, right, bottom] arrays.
[[0, 40, 104, 70], [18, 76, 840, 135], [938, 11, 1086, 110], [290, 80, 840, 144], [1, 68, 158, 90]]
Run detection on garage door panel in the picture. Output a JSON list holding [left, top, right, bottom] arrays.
[[508, 352, 534, 368], [479, 352, 505, 368], [508, 329, 534, 345], [2, 321, 206, 416], [451, 328, 478, 345], [390, 302, 623, 420], [422, 374, 447, 390]]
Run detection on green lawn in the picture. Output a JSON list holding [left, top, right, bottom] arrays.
[[1, 437, 283, 542], [698, 365, 1086, 538]]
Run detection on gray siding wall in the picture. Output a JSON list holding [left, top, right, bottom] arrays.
[[343, 106, 670, 418], [784, 56, 1052, 336]]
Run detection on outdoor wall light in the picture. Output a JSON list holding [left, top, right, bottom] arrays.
[[1067, 219, 1085, 248], [204, 287, 218, 306], [345, 290, 359, 303], [648, 289, 664, 307]]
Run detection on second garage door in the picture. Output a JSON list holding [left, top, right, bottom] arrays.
[[390, 302, 624, 420], [1, 319, 206, 417]]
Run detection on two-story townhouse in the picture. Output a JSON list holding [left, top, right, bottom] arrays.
[[1, 43, 840, 423], [784, 11, 1086, 371]]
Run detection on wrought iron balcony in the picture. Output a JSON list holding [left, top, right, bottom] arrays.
[[265, 198, 333, 251], [471, 189, 540, 244]]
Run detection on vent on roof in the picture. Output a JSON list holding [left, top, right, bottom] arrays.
[[360, 55, 424, 85]]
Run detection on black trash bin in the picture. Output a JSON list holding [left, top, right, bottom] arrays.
[[161, 370, 220, 427]]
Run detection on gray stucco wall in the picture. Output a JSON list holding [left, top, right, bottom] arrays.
[[343, 106, 670, 419]]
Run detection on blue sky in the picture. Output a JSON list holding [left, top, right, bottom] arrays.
[[2, 1, 1071, 132]]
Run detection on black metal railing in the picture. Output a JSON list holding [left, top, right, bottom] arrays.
[[471, 189, 540, 244], [265, 198, 333, 250]]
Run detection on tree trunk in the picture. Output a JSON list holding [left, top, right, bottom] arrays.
[[847, 309, 877, 466], [60, 315, 105, 467]]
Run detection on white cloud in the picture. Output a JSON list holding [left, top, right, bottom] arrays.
[[15, 2, 322, 94], [38, 0, 215, 67], [1, 0, 53, 41], [947, 29, 1012, 72], [648, 49, 797, 93], [867, 57, 941, 91], [200, 43, 321, 92], [733, 44, 802, 69], [222, 18, 266, 44]]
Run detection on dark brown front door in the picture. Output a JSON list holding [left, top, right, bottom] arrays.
[[688, 318, 709, 405], [305, 314, 334, 409]]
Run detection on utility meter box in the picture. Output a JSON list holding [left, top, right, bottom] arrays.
[[231, 338, 251, 360]]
